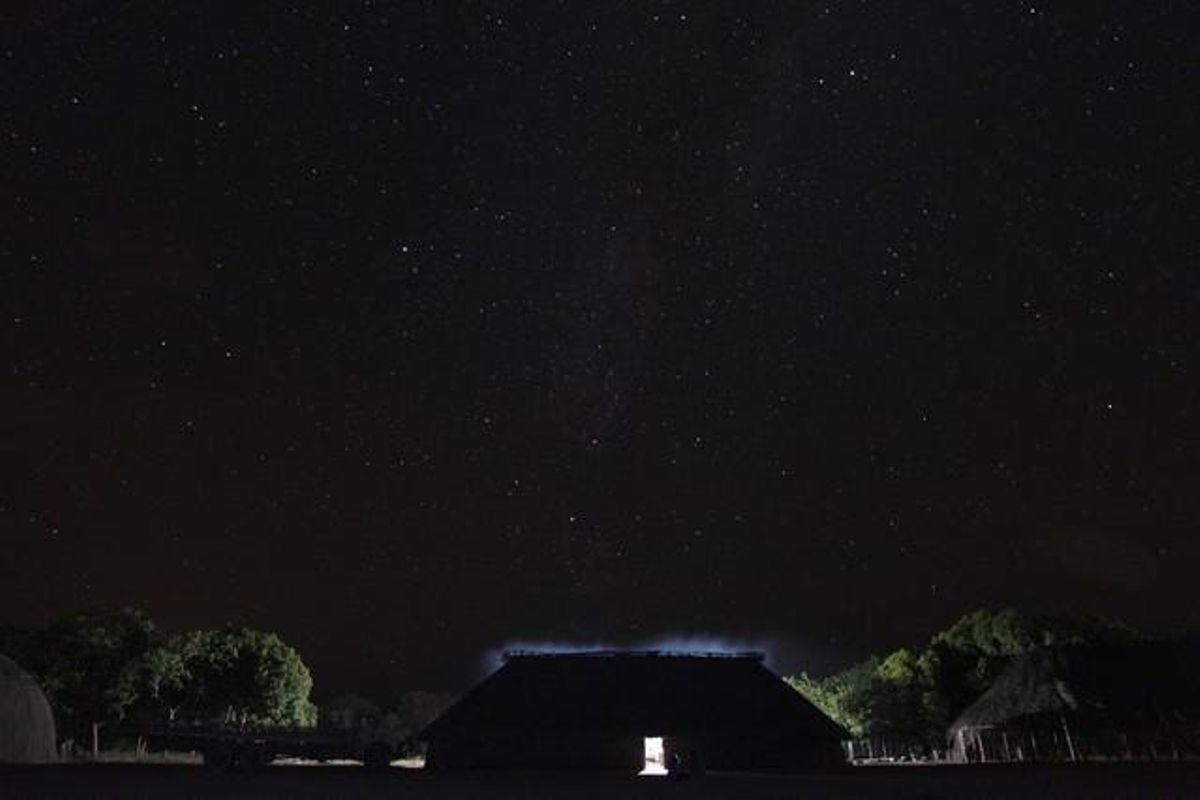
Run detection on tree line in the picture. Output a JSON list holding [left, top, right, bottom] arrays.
[[0, 606, 316, 757], [786, 607, 1137, 752]]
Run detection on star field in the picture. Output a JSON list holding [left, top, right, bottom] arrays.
[[3, 2, 1199, 697]]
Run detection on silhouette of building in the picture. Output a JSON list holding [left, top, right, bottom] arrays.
[[0, 654, 57, 763], [420, 651, 845, 771]]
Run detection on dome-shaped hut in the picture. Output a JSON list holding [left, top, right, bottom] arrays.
[[0, 653, 57, 762]]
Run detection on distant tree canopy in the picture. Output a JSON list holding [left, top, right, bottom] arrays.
[[323, 693, 381, 732], [319, 690, 456, 758], [390, 690, 456, 739], [382, 690, 458, 757], [2, 607, 317, 754], [171, 628, 317, 727], [787, 608, 1136, 744]]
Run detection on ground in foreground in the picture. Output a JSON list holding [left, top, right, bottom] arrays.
[[1, 762, 1198, 799]]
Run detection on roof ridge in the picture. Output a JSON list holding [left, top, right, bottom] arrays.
[[502, 649, 765, 660]]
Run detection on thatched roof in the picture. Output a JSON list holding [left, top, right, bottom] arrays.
[[0, 653, 57, 763], [422, 651, 845, 742], [949, 641, 1200, 735]]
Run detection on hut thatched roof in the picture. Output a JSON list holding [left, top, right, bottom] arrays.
[[949, 640, 1200, 736]]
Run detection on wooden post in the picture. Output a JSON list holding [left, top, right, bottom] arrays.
[[1059, 716, 1077, 762], [1001, 730, 1012, 762]]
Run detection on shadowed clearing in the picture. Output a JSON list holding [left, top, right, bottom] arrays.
[[2, 763, 1199, 800]]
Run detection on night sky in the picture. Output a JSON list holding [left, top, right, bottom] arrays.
[[4, 2, 1199, 700]]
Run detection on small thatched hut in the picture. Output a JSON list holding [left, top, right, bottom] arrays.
[[948, 641, 1200, 763], [420, 651, 845, 771], [0, 654, 57, 763]]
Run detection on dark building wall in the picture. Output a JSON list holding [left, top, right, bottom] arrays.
[[428, 730, 843, 772], [427, 732, 642, 770]]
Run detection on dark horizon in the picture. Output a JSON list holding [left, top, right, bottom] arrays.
[[4, 2, 1198, 703]]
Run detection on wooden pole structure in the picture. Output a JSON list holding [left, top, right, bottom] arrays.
[[1059, 715, 1078, 762]]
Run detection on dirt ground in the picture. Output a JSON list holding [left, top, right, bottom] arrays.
[[2, 762, 1199, 799]]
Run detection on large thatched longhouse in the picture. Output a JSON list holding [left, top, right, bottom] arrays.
[[420, 650, 845, 772]]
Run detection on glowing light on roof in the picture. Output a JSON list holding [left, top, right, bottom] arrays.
[[481, 634, 782, 676], [502, 649, 764, 661]]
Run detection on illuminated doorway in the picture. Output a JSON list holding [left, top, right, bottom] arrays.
[[639, 736, 667, 775]]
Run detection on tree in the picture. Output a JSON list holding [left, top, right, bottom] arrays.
[[876, 648, 922, 684], [36, 607, 157, 756], [131, 639, 191, 724], [790, 651, 939, 742], [178, 628, 317, 727], [786, 657, 879, 737], [868, 648, 938, 740]]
